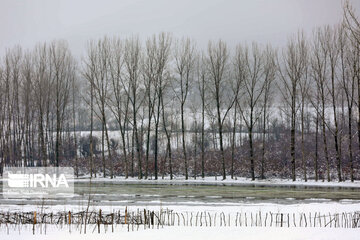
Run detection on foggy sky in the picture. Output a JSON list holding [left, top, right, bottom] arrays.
[[0, 0, 359, 57]]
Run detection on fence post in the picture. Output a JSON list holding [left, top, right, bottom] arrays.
[[125, 207, 127, 225], [143, 209, 146, 224]]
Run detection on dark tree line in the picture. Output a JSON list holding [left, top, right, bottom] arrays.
[[0, 2, 359, 182]]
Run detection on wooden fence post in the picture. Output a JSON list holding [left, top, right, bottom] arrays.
[[125, 207, 127, 225]]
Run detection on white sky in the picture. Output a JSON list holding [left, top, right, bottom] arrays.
[[0, 0, 359, 57]]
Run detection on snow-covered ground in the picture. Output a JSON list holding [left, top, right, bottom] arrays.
[[0, 225, 359, 240], [1, 200, 359, 215], [73, 175, 360, 188]]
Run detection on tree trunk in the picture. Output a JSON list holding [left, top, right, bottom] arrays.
[[315, 111, 319, 182], [181, 102, 188, 180], [217, 102, 226, 180], [291, 93, 296, 181], [231, 106, 237, 179]]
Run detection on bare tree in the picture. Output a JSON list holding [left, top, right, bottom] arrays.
[[236, 43, 266, 180], [340, 24, 358, 182], [197, 54, 208, 179], [83, 38, 113, 178], [0, 60, 4, 173], [298, 44, 310, 182], [142, 41, 156, 179], [33, 44, 51, 167], [161, 82, 175, 179], [145, 33, 172, 180], [21, 51, 35, 167], [278, 32, 307, 181], [324, 26, 342, 182], [71, 62, 79, 177], [107, 37, 130, 179], [344, 0, 360, 45], [82, 51, 95, 178], [123, 36, 145, 179], [310, 28, 331, 182], [173, 38, 196, 180], [344, 0, 360, 154], [49, 41, 75, 168], [261, 45, 276, 179], [206, 40, 236, 180]]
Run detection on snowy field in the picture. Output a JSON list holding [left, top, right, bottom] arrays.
[[0, 225, 359, 240]]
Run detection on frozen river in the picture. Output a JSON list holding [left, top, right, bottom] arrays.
[[0, 180, 359, 214]]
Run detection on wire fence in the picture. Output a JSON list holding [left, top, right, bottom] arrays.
[[0, 208, 359, 234]]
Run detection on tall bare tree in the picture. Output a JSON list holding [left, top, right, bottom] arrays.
[[173, 38, 196, 180], [324, 26, 342, 182], [123, 36, 145, 179], [310, 28, 331, 182], [236, 43, 266, 180], [145, 33, 172, 180], [298, 44, 310, 182], [261, 45, 276, 179], [344, 0, 360, 165], [84, 38, 113, 178], [197, 54, 208, 179], [206, 40, 236, 180], [33, 44, 51, 167], [49, 41, 74, 168], [340, 24, 358, 182], [278, 32, 307, 181]]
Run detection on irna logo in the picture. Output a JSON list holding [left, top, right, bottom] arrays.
[[3, 167, 74, 199], [8, 173, 69, 188]]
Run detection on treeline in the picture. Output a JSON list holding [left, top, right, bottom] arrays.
[[0, 2, 359, 182]]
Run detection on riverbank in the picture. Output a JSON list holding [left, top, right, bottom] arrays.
[[72, 175, 360, 188]]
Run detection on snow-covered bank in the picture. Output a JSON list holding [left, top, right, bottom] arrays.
[[72, 175, 360, 188], [0, 226, 358, 240], [1, 201, 359, 217]]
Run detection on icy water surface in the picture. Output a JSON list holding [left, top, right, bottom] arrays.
[[0, 181, 359, 209]]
